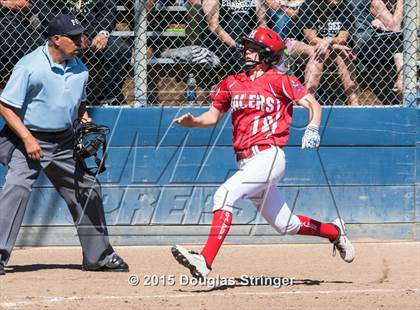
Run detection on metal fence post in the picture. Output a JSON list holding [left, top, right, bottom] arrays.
[[402, 0, 418, 107], [134, 0, 148, 107]]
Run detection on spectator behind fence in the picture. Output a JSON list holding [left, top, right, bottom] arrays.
[[37, 0, 132, 105], [265, 0, 303, 38], [0, 0, 45, 86], [353, 0, 403, 93], [299, 0, 360, 105], [200, 0, 267, 74]]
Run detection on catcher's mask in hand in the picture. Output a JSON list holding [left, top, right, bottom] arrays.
[[73, 120, 110, 175]]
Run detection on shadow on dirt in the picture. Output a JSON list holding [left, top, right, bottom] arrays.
[[180, 276, 353, 293], [6, 264, 81, 273]]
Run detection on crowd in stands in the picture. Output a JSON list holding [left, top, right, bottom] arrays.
[[196, 0, 407, 105], [0, 0, 412, 105]]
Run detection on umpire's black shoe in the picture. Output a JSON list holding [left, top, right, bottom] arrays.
[[83, 253, 129, 272], [0, 263, 5, 276]]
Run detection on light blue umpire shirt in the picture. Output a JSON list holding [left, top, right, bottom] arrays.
[[0, 42, 88, 132]]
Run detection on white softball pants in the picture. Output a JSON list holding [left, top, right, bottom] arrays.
[[213, 146, 301, 235]]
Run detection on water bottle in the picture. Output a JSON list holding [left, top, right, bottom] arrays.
[[186, 73, 197, 105]]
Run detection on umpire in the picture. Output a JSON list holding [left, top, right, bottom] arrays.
[[0, 14, 128, 275]]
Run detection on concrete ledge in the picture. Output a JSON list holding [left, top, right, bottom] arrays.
[[16, 223, 416, 246]]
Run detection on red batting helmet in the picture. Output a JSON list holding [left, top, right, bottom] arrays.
[[241, 27, 285, 64]]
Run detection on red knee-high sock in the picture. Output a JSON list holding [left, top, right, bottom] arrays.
[[201, 210, 232, 268], [296, 215, 339, 241]]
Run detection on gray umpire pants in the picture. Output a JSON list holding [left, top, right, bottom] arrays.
[[0, 129, 114, 268]]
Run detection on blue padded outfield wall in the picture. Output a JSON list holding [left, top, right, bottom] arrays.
[[1, 107, 418, 246]]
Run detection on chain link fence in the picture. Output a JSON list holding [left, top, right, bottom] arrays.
[[0, 0, 417, 106]]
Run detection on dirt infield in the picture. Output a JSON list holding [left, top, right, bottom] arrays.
[[1, 242, 419, 309]]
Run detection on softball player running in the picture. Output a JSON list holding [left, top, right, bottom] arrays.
[[172, 27, 354, 279]]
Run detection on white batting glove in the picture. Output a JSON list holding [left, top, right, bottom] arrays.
[[302, 125, 321, 149]]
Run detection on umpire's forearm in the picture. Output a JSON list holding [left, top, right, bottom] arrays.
[[0, 102, 33, 142], [78, 101, 87, 119]]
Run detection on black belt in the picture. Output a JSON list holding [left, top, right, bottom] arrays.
[[31, 127, 71, 135]]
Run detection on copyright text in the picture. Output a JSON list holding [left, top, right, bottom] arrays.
[[128, 274, 294, 289]]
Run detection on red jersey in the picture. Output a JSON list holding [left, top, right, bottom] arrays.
[[211, 68, 309, 152]]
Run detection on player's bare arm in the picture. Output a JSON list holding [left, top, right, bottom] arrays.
[[297, 94, 322, 149], [173, 106, 225, 128], [297, 93, 322, 127], [0, 102, 43, 160]]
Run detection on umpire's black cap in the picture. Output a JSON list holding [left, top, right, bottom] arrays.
[[47, 14, 85, 37]]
